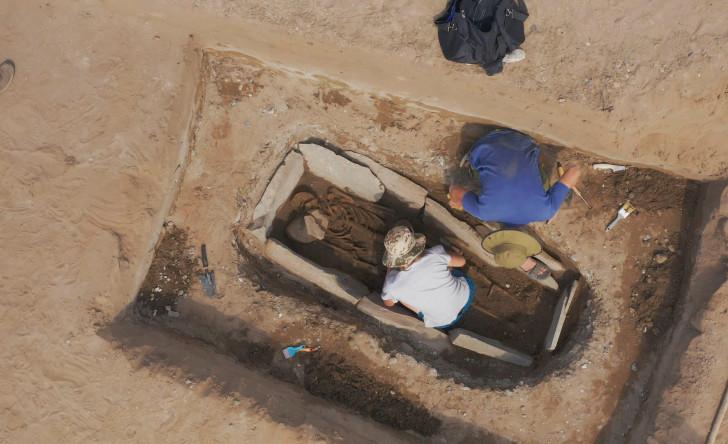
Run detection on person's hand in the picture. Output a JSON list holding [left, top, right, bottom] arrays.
[[448, 184, 467, 210], [559, 164, 583, 189]]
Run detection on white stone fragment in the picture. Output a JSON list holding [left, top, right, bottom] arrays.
[[449, 328, 534, 367], [264, 239, 367, 305], [249, 151, 305, 241], [298, 143, 384, 202], [344, 151, 427, 211], [544, 278, 581, 351]]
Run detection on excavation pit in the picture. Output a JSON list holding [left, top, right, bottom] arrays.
[[247, 142, 582, 361], [128, 50, 702, 440]]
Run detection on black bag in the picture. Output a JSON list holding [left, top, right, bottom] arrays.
[[435, 0, 528, 75]]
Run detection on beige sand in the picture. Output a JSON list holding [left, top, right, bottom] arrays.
[[1, 0, 726, 443]]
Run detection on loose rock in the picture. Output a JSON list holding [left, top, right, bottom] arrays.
[[654, 253, 669, 264]]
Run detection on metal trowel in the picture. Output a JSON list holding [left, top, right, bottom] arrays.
[[199, 244, 216, 297], [606, 201, 636, 231]]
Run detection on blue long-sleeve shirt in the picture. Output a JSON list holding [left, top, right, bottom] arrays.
[[461, 130, 570, 226]]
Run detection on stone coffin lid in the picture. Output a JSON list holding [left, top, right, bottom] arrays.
[[449, 328, 534, 367], [298, 143, 385, 202], [344, 151, 427, 212], [249, 151, 305, 241], [356, 293, 450, 348], [264, 238, 368, 305], [544, 278, 581, 351]]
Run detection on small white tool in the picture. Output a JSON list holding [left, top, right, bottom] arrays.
[[593, 163, 627, 173], [606, 201, 636, 231]]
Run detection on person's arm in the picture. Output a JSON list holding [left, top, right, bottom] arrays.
[[448, 184, 467, 210], [448, 253, 466, 268], [450, 184, 489, 220], [546, 165, 582, 217], [545, 182, 570, 218]]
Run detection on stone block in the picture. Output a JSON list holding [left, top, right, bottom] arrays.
[[344, 151, 427, 211], [299, 143, 384, 202], [533, 272, 559, 291], [264, 239, 367, 305], [448, 328, 533, 367], [534, 250, 565, 273], [356, 294, 450, 349], [248, 151, 304, 241], [544, 278, 581, 351]]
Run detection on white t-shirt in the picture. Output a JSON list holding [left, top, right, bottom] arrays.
[[381, 245, 470, 328]]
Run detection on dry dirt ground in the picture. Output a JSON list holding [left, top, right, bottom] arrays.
[[1, 1, 727, 443]]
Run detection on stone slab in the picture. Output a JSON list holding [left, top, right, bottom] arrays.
[[534, 250, 566, 273], [344, 151, 427, 211], [544, 278, 581, 351], [264, 239, 368, 305], [356, 294, 450, 349], [299, 143, 384, 202], [532, 270, 559, 291], [248, 151, 305, 241], [448, 328, 534, 367]]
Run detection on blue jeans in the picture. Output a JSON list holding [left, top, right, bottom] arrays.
[[435, 269, 476, 330]]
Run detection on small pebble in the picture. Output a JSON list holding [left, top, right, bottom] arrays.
[[654, 253, 668, 264]]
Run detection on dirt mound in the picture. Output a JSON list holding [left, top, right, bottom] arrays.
[[135, 225, 198, 318]]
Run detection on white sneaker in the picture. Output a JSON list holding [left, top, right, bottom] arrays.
[[503, 49, 526, 64]]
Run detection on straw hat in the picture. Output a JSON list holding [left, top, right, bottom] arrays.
[[482, 230, 542, 269], [382, 223, 426, 268]]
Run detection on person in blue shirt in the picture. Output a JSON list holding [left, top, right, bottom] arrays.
[[448, 129, 582, 226]]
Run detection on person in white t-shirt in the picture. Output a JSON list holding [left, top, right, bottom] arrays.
[[380, 223, 476, 329]]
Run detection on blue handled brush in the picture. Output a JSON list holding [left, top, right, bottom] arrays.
[[282, 345, 320, 359]]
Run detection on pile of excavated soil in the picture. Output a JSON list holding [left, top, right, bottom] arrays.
[[135, 225, 198, 318]]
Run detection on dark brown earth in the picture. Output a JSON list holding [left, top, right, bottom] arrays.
[[303, 353, 441, 436], [134, 224, 198, 318], [135, 272, 442, 436]]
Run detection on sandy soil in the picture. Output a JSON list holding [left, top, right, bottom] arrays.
[[1, 0, 727, 443], [127, 50, 695, 443]]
